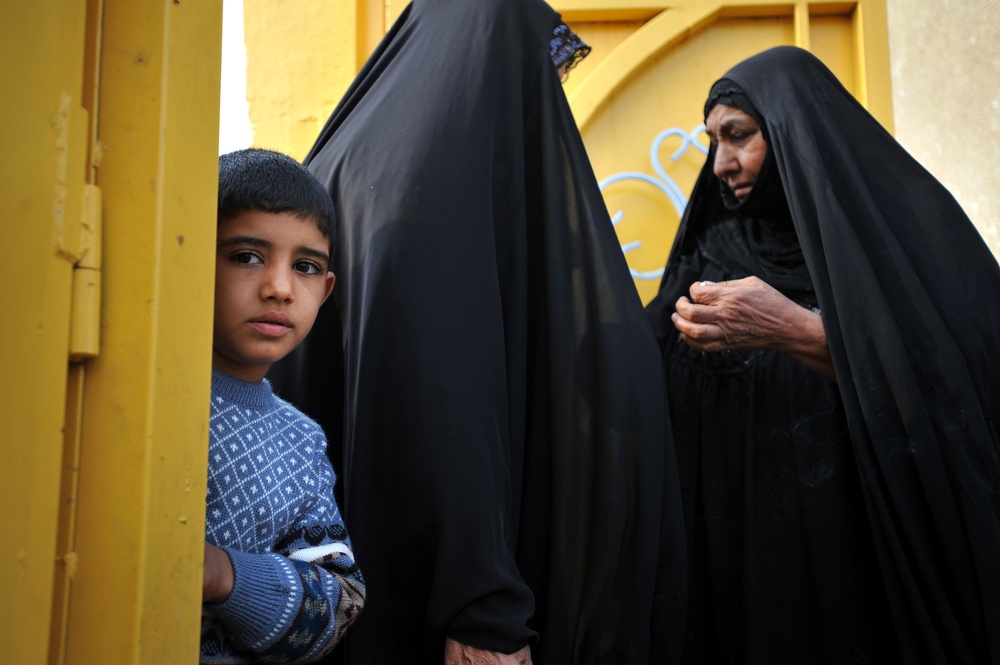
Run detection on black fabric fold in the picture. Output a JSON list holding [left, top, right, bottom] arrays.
[[269, 1, 686, 662]]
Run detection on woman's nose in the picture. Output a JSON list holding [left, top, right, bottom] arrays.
[[713, 143, 737, 178]]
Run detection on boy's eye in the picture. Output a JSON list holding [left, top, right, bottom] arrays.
[[294, 260, 324, 275], [232, 250, 263, 265]]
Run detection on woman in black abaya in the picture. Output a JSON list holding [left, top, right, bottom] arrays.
[[646, 45, 1000, 664], [268, 1, 687, 663]]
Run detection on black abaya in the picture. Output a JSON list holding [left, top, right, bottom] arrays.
[[646, 46, 1000, 664], [268, 1, 686, 662]]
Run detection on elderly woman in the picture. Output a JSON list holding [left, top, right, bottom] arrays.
[[646, 46, 1000, 664]]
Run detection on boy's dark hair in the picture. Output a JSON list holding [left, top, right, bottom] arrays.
[[218, 148, 336, 248]]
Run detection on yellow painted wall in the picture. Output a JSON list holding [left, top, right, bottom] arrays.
[[242, 0, 414, 161], [244, 0, 359, 161]]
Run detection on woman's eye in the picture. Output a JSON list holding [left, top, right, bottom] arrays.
[[233, 251, 263, 265], [294, 260, 323, 275]]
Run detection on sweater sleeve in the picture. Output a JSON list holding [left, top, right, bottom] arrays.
[[205, 545, 365, 662], [204, 439, 366, 663]]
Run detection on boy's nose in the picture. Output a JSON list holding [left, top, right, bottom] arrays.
[[261, 267, 294, 302]]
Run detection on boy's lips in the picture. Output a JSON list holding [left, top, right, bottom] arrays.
[[249, 312, 292, 337]]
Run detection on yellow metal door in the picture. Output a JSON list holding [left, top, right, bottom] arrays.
[[2, 1, 222, 662], [557, 0, 892, 304], [2, 2, 91, 662], [243, 1, 891, 305]]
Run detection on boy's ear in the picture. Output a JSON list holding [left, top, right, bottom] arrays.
[[322, 272, 336, 305]]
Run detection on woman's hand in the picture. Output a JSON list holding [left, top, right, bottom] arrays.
[[444, 638, 532, 665], [672, 276, 835, 380]]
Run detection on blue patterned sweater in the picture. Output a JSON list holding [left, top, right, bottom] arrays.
[[201, 369, 365, 664]]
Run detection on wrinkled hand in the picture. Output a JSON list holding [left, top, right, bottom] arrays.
[[444, 638, 532, 665], [671, 276, 802, 352], [672, 276, 835, 379]]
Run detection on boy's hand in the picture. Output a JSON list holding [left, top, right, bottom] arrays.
[[203, 541, 235, 604]]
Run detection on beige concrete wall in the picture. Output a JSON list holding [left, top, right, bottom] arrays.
[[886, 0, 1000, 254]]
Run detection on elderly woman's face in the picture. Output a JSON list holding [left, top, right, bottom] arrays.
[[705, 104, 767, 202]]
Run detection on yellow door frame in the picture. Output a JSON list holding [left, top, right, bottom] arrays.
[[2, 1, 222, 662]]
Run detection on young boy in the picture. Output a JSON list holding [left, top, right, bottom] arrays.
[[200, 148, 364, 663]]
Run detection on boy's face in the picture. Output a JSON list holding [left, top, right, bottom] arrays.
[[213, 210, 335, 383]]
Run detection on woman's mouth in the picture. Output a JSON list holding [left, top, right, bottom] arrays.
[[732, 182, 753, 200]]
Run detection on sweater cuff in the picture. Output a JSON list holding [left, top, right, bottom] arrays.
[[204, 548, 303, 652]]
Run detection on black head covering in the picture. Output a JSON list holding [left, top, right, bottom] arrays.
[[649, 46, 1000, 664], [703, 79, 788, 219], [269, 0, 686, 662], [703, 78, 767, 135], [698, 78, 814, 304], [549, 20, 591, 75]]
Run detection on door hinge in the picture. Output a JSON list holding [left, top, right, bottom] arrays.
[[53, 90, 103, 362], [69, 184, 101, 361]]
